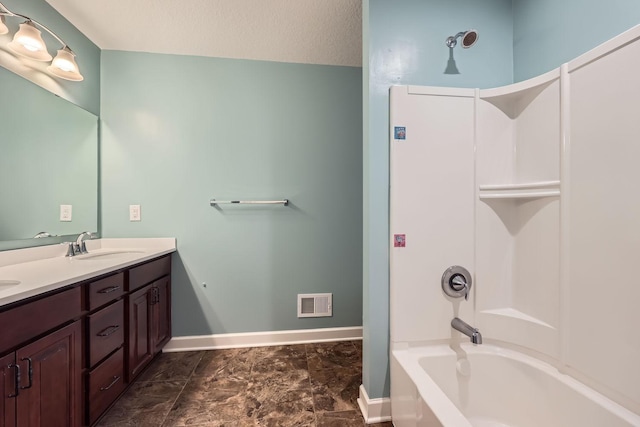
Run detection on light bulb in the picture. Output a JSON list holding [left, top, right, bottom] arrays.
[[8, 21, 52, 61], [48, 47, 83, 81]]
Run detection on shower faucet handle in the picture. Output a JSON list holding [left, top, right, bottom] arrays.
[[442, 266, 472, 301], [450, 274, 470, 300]]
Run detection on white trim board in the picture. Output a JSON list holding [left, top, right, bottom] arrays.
[[357, 384, 392, 424], [162, 326, 363, 352]]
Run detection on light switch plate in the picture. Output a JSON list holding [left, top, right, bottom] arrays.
[[60, 204, 72, 222], [129, 205, 141, 221]]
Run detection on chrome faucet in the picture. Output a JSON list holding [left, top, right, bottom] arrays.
[[451, 317, 482, 344], [75, 231, 94, 254]]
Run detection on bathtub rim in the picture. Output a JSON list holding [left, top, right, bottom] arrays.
[[392, 345, 474, 427], [391, 342, 640, 426]]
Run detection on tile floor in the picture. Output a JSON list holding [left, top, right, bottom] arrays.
[[97, 341, 393, 426]]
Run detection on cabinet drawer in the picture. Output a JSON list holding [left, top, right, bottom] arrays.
[[128, 256, 171, 292], [88, 347, 125, 425], [87, 272, 124, 311], [88, 300, 124, 367], [0, 287, 81, 353]]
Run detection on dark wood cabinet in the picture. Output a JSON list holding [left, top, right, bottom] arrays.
[[88, 299, 125, 368], [0, 353, 16, 427], [0, 287, 82, 427], [86, 348, 124, 425], [84, 272, 127, 426], [0, 288, 81, 352], [1, 322, 82, 427], [15, 321, 82, 427], [87, 273, 124, 312], [0, 253, 172, 427], [151, 276, 171, 354], [126, 284, 153, 381], [126, 262, 171, 382]]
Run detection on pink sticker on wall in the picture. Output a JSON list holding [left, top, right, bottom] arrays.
[[394, 234, 406, 247]]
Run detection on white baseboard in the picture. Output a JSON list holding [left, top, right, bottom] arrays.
[[357, 384, 392, 424], [162, 326, 363, 352]]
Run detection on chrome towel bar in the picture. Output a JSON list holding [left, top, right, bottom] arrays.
[[210, 199, 289, 206]]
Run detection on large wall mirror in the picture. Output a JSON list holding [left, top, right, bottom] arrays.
[[0, 65, 98, 251]]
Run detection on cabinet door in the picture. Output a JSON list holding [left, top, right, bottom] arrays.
[[0, 353, 16, 427], [16, 321, 82, 427], [127, 284, 153, 381], [151, 277, 171, 353]]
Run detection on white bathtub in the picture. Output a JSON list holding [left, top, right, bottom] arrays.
[[391, 344, 640, 427]]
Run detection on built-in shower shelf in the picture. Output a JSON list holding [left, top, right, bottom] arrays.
[[481, 308, 554, 329], [478, 308, 558, 354], [479, 180, 560, 200], [479, 69, 560, 118]]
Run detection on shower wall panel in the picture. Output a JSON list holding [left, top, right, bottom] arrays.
[[566, 30, 640, 414], [389, 86, 475, 344]]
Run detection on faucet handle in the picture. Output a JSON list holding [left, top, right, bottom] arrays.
[[451, 275, 470, 300], [442, 266, 473, 301], [62, 242, 76, 257]]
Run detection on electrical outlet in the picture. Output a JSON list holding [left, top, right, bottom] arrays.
[[60, 204, 72, 222], [129, 205, 141, 221]]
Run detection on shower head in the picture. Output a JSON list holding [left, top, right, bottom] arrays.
[[445, 30, 479, 49]]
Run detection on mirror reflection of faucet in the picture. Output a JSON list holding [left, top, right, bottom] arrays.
[[33, 232, 54, 238]]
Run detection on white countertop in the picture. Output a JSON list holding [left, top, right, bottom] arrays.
[[0, 238, 176, 307]]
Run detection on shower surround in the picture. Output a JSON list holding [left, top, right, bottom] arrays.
[[389, 24, 640, 426]]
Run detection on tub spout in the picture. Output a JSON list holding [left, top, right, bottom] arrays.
[[451, 317, 482, 344]]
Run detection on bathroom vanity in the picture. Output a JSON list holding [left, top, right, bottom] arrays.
[[0, 238, 175, 426]]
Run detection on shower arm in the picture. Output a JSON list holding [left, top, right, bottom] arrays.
[[446, 32, 467, 48]]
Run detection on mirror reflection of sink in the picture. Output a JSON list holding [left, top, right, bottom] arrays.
[[74, 250, 145, 261], [0, 280, 21, 288]]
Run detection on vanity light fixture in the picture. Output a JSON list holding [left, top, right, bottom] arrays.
[[0, 2, 83, 81]]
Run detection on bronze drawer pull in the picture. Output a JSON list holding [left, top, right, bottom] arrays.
[[100, 375, 121, 391], [19, 357, 32, 390], [151, 287, 159, 305], [7, 363, 20, 397], [96, 325, 120, 337], [97, 285, 120, 294]]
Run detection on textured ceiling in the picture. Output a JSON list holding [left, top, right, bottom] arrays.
[[45, 0, 362, 67]]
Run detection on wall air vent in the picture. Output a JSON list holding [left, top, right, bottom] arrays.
[[297, 293, 332, 318]]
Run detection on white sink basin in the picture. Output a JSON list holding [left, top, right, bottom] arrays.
[[0, 280, 21, 288], [74, 250, 145, 261]]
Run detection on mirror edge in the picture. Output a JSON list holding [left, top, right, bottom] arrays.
[[0, 232, 102, 252]]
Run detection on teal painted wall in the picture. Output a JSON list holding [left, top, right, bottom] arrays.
[[0, 0, 100, 114], [514, 0, 640, 82], [363, 0, 513, 400], [101, 51, 363, 335]]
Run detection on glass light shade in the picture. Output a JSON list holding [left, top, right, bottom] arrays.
[[0, 16, 9, 35], [47, 47, 83, 81], [8, 21, 52, 61]]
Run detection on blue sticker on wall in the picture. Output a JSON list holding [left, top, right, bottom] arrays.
[[394, 126, 406, 140]]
